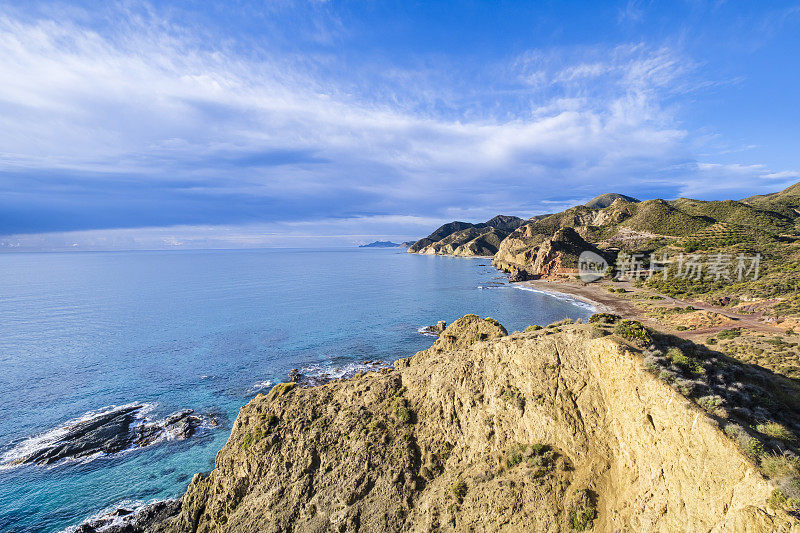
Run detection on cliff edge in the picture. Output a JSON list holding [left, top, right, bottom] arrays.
[[162, 316, 797, 532]]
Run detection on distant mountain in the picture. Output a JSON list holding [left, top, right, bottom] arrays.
[[359, 241, 402, 248], [407, 215, 525, 255], [585, 193, 640, 209]]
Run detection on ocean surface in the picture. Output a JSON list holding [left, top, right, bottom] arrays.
[[0, 248, 593, 532]]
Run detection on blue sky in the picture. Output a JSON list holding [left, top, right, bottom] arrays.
[[1, 0, 799, 249]]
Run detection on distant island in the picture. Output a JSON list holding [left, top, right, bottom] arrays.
[[358, 241, 414, 248]]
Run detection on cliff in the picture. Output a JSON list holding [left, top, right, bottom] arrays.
[[161, 315, 796, 532]]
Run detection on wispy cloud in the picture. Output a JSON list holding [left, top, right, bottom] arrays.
[[0, 2, 796, 248]]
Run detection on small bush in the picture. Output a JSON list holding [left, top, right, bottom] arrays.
[[395, 405, 413, 424], [393, 398, 414, 424], [526, 325, 543, 332], [589, 313, 620, 324], [756, 422, 795, 442], [448, 480, 467, 502], [717, 329, 742, 340], [762, 454, 800, 479], [568, 489, 597, 531], [241, 433, 254, 450], [697, 395, 725, 414], [614, 319, 652, 344], [666, 347, 704, 374]]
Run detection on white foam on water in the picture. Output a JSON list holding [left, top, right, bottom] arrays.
[[251, 380, 273, 391], [513, 284, 597, 312], [59, 497, 170, 533], [301, 360, 390, 381], [417, 326, 439, 337]]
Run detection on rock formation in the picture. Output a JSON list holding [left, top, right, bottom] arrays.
[[5, 405, 211, 467], [159, 315, 796, 532], [494, 226, 609, 280]]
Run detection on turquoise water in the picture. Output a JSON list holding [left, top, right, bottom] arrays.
[[0, 248, 592, 532]]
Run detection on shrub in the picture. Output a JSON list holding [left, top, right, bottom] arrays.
[[614, 319, 652, 344], [745, 438, 766, 460], [568, 489, 597, 531], [241, 433, 254, 450], [717, 329, 742, 340], [769, 489, 800, 513], [526, 324, 543, 332], [756, 422, 795, 442], [484, 317, 503, 329], [589, 313, 620, 324], [448, 480, 467, 502], [261, 413, 279, 426], [505, 446, 524, 469], [761, 454, 800, 479], [393, 398, 414, 424], [395, 405, 413, 424], [666, 347, 704, 374], [697, 395, 725, 414]]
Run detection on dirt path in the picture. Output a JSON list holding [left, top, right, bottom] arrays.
[[523, 278, 787, 340]]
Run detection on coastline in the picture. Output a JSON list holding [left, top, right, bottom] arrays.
[[515, 279, 618, 314]]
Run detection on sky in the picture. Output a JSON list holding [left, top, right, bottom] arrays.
[[1, 0, 799, 250]]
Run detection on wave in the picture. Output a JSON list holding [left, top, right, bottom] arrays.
[[293, 360, 390, 386], [251, 380, 273, 391], [512, 285, 597, 312]]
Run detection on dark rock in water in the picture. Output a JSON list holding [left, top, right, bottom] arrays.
[[288, 368, 302, 382], [7, 405, 209, 467], [72, 499, 180, 532], [508, 270, 532, 282], [420, 320, 447, 336], [20, 405, 143, 465]]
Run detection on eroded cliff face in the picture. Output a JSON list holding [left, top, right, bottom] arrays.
[[164, 316, 796, 532], [493, 226, 607, 280]]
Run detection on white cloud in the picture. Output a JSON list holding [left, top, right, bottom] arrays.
[[0, 4, 797, 247]]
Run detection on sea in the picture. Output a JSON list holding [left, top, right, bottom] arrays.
[[0, 248, 593, 532]]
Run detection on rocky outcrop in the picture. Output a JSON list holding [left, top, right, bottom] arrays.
[[358, 241, 401, 248], [4, 405, 213, 467], [417, 226, 511, 256], [72, 500, 181, 533], [160, 316, 796, 532], [419, 320, 447, 336], [494, 226, 609, 280], [408, 216, 524, 256]]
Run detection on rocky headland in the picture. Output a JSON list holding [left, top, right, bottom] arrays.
[[148, 314, 799, 531]]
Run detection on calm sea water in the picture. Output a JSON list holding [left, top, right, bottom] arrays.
[[0, 248, 592, 532]]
